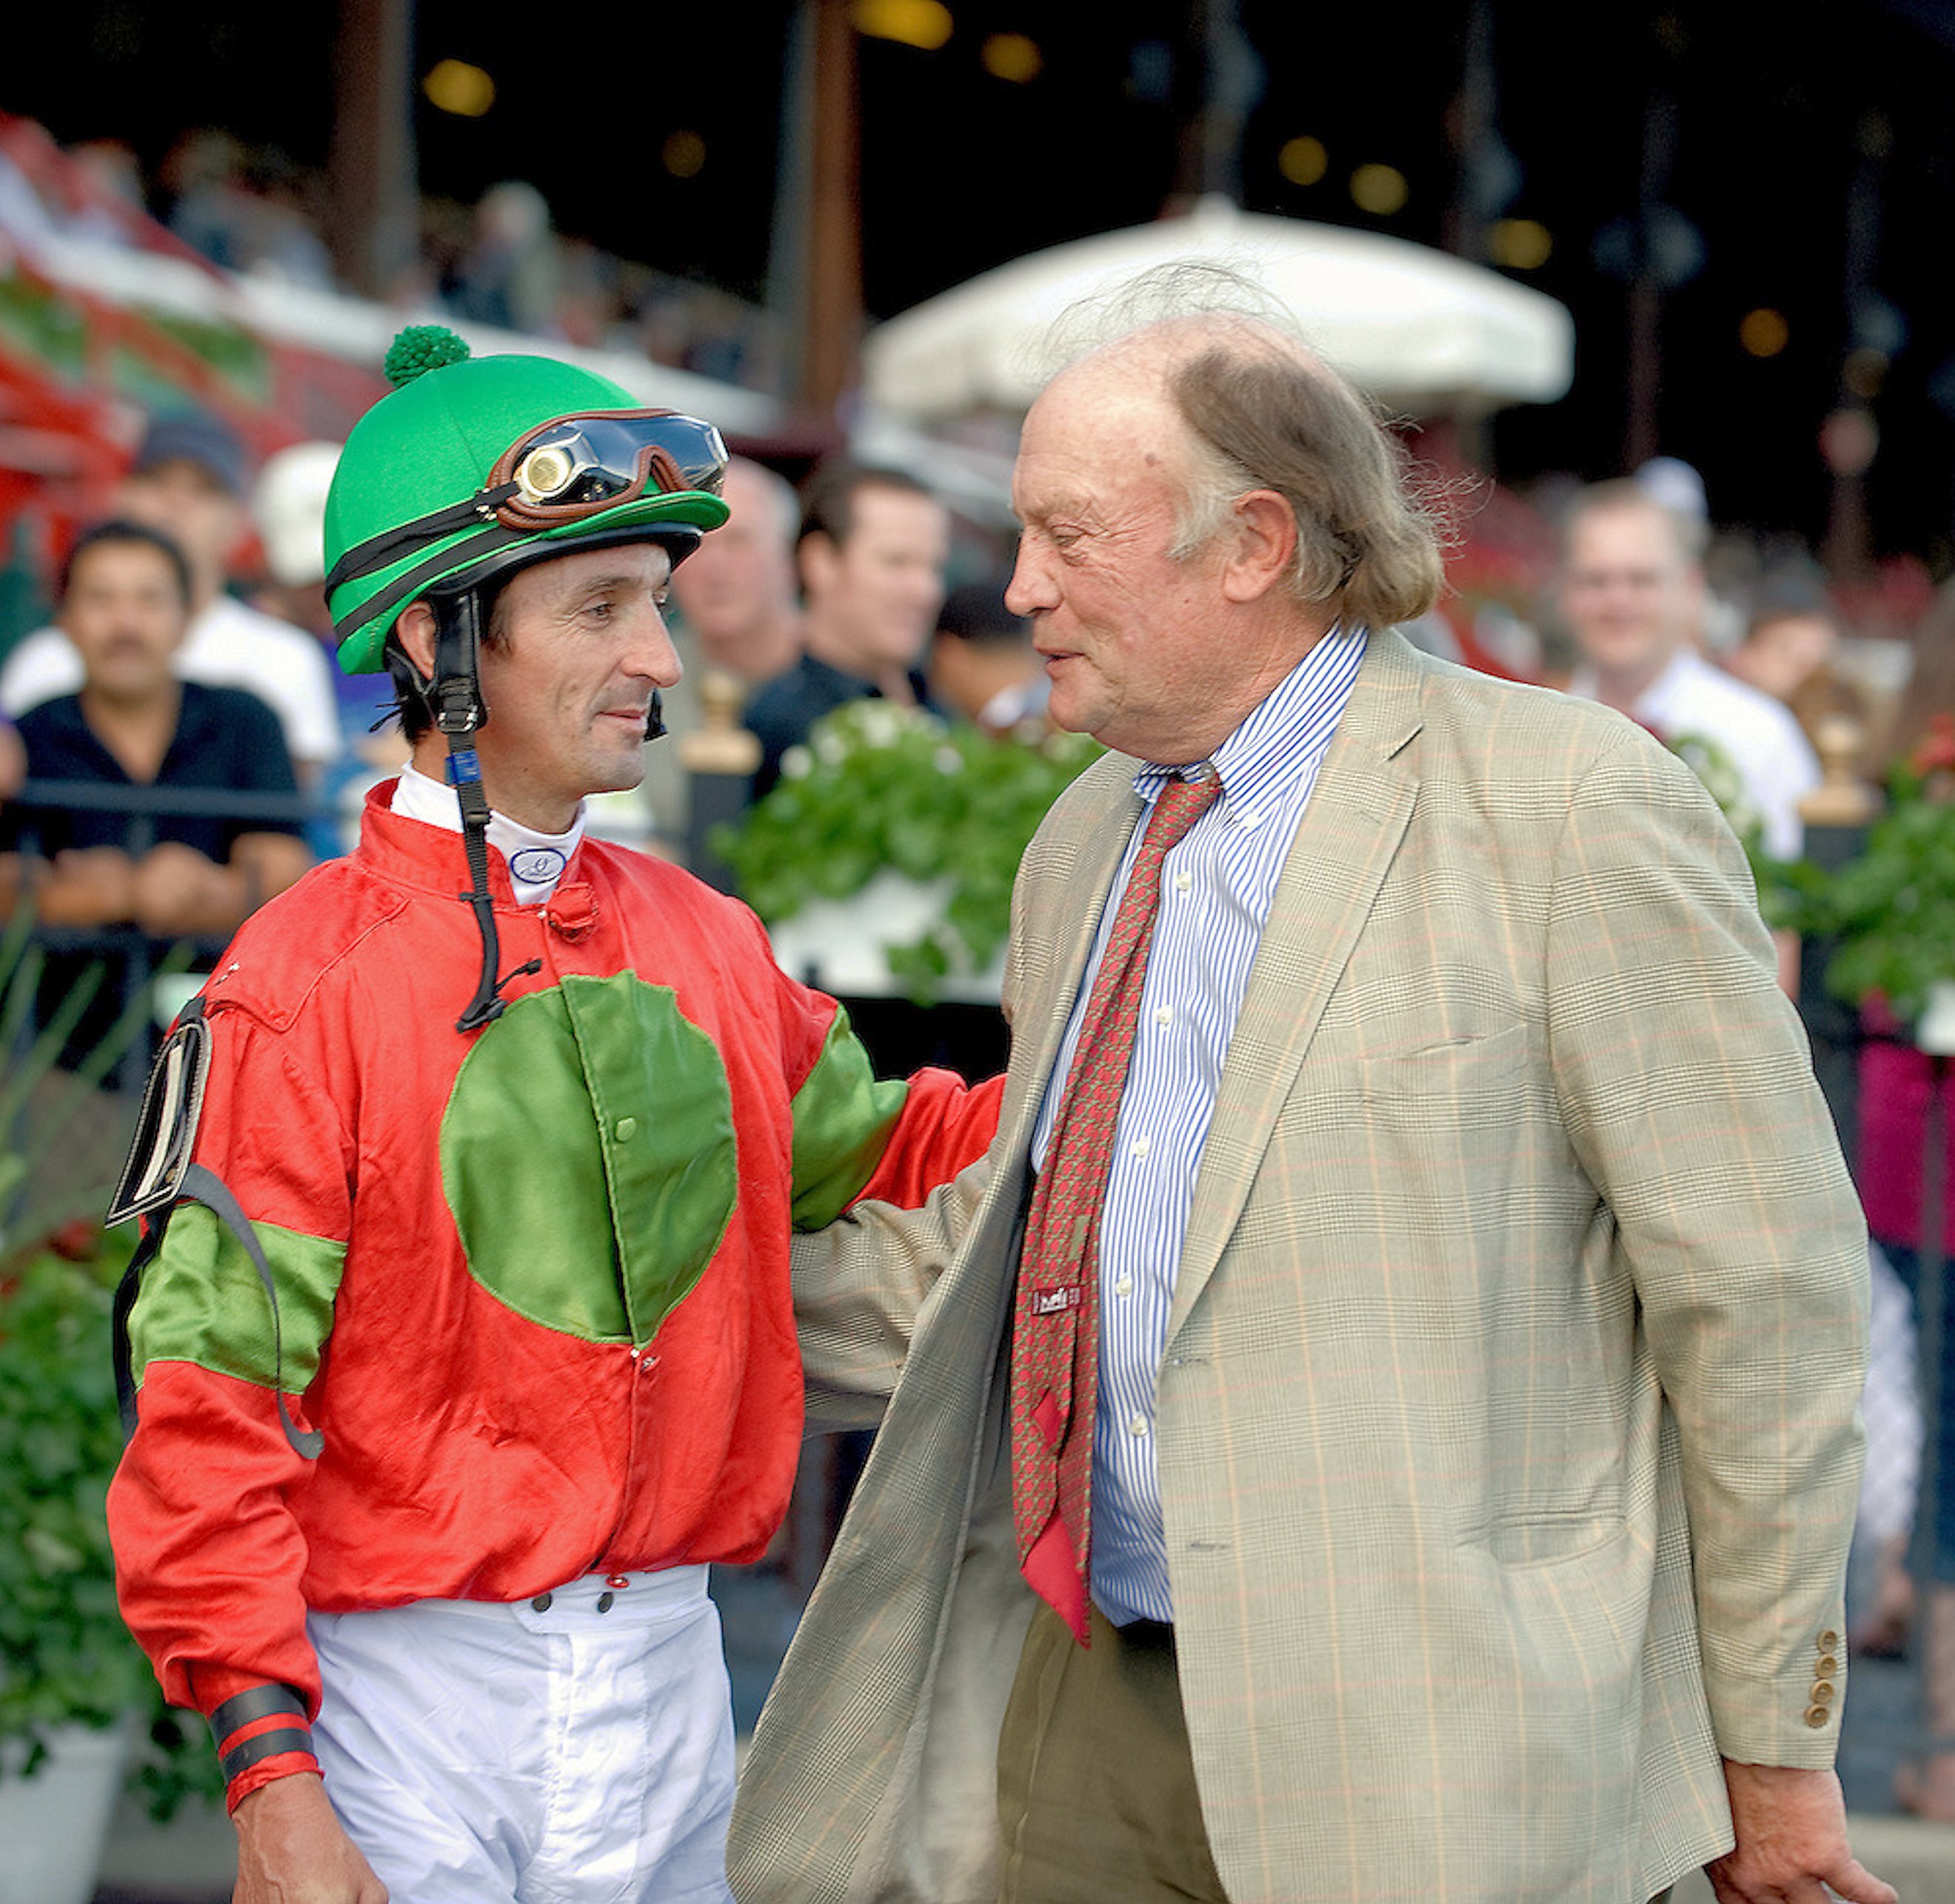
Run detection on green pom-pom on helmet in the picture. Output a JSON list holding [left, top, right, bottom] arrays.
[[382, 323, 475, 387], [324, 326, 731, 674]]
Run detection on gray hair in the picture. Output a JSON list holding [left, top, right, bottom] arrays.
[[1054, 267, 1448, 629]]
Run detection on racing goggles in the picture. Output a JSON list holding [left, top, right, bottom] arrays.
[[492, 408, 729, 526], [324, 408, 728, 601]]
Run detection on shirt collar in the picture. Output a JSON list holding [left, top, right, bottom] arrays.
[[1131, 622, 1369, 809], [391, 761, 586, 904]]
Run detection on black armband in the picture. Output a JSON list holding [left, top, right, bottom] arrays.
[[209, 1683, 318, 1800]]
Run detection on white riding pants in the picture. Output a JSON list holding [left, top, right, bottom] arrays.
[[307, 1566, 735, 1904]]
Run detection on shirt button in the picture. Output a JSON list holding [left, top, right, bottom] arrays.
[[1239, 809, 1263, 830], [530, 1593, 553, 1612], [1154, 1005, 1173, 1026], [597, 1592, 615, 1613], [1130, 1134, 1151, 1158], [615, 1117, 639, 1142], [1127, 1413, 1149, 1438], [1113, 1275, 1134, 1297], [1174, 869, 1193, 892]]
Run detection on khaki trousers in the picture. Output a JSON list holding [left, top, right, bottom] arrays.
[[996, 1602, 1226, 1904], [995, 1603, 1682, 1904]]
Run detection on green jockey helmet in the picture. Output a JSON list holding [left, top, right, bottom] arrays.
[[324, 324, 731, 674]]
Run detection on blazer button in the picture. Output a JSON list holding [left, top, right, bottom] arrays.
[[1818, 1630, 1840, 1651], [1815, 1654, 1839, 1676], [1811, 1680, 1835, 1703], [1805, 1705, 1831, 1728]]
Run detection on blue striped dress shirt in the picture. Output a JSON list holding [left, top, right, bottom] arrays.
[[1029, 625, 1370, 1626]]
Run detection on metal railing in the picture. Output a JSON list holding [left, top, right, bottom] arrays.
[[3, 777, 326, 1089]]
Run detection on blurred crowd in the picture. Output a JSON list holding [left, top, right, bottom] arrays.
[[2, 350, 1951, 992], [0, 115, 786, 393]]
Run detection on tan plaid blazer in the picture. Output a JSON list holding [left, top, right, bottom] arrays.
[[735, 629, 1870, 1903]]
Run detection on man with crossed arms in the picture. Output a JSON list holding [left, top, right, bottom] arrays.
[[729, 292, 1890, 1904]]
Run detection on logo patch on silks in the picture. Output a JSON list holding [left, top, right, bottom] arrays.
[[509, 846, 569, 886]]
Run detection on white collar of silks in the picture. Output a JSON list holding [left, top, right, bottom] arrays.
[[391, 763, 586, 906]]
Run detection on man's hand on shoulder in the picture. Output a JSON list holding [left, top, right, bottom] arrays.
[[232, 1772, 388, 1904], [1708, 1761, 1896, 1904]]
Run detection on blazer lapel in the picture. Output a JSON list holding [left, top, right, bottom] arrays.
[[1006, 763, 1141, 1155], [1168, 629, 1426, 1338]]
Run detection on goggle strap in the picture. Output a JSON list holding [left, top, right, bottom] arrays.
[[330, 519, 525, 648], [324, 482, 522, 598], [427, 592, 532, 1034], [452, 755, 513, 1035]]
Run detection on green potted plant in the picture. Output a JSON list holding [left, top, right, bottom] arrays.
[[717, 700, 1103, 1003], [1794, 712, 1955, 1028], [0, 912, 215, 1904]]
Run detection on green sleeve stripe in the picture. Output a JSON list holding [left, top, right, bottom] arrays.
[[789, 1006, 910, 1231], [129, 1204, 344, 1394]]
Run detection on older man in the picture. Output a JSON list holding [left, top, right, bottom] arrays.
[[729, 301, 1888, 1904], [106, 327, 998, 1904]]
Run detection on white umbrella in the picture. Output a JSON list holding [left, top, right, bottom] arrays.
[[861, 196, 1574, 421]]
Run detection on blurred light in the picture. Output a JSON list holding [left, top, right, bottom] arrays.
[[1350, 164, 1407, 216], [663, 131, 706, 179], [1278, 136, 1327, 187], [423, 59, 495, 118], [1489, 219, 1552, 270], [1819, 407, 1878, 476], [1844, 347, 1888, 399], [854, 0, 954, 51], [982, 33, 1041, 81], [1740, 307, 1790, 358]]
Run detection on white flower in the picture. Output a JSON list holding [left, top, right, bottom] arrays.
[[781, 745, 813, 780], [934, 746, 963, 774], [856, 703, 907, 748]]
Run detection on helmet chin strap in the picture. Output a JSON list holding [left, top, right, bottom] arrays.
[[431, 592, 542, 1033]]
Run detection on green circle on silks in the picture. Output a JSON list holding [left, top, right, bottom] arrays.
[[441, 972, 739, 1345]]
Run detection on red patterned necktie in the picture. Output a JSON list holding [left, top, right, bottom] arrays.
[[1010, 769, 1220, 1643]]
